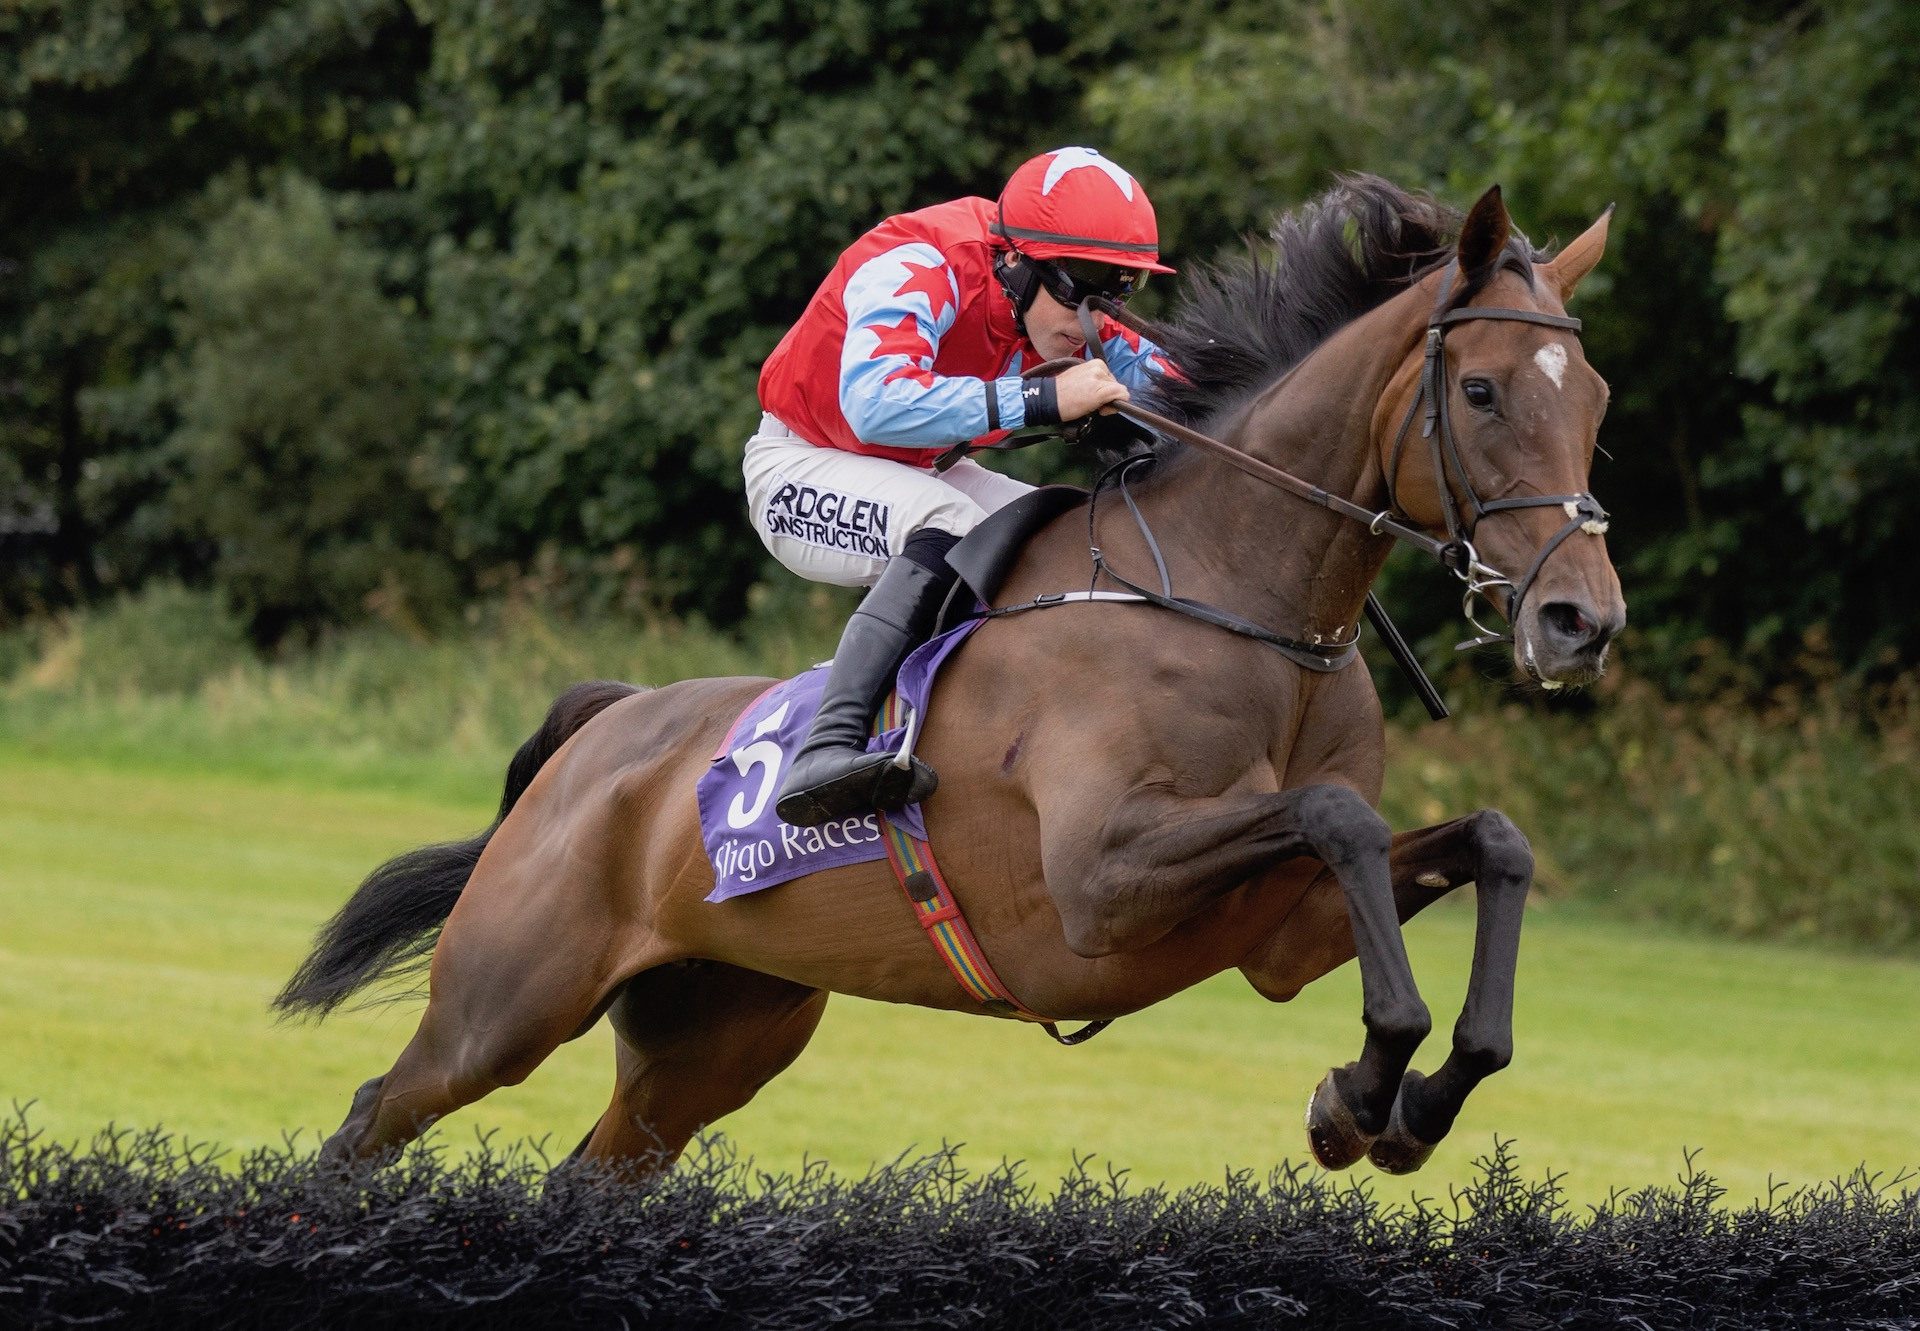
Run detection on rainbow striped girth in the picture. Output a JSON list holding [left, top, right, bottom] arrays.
[[872, 691, 1109, 1045]]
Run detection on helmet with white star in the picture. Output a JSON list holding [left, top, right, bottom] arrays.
[[992, 147, 1174, 275]]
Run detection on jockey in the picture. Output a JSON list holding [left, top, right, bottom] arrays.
[[748, 146, 1174, 827]]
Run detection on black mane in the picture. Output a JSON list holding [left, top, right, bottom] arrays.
[[1133, 174, 1538, 453]]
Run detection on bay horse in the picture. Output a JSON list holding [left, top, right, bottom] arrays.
[[277, 176, 1623, 1177]]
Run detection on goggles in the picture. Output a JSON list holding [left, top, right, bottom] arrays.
[[1028, 255, 1148, 306]]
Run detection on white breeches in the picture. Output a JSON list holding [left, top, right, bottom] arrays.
[[743, 413, 1034, 587]]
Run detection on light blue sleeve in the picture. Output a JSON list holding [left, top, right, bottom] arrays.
[[837, 243, 1030, 448], [1094, 314, 1173, 394]]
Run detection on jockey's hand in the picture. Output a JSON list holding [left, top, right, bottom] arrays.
[[1054, 359, 1130, 423]]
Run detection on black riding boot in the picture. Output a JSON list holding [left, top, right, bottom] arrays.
[[775, 548, 957, 827]]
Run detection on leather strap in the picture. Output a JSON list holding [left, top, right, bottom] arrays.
[[1079, 284, 1609, 649]]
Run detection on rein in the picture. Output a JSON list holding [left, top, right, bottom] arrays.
[[1077, 454, 1361, 672], [1073, 272, 1609, 668]]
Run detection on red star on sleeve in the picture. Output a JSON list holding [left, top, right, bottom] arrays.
[[883, 363, 937, 387], [1098, 314, 1143, 354], [866, 313, 934, 365], [892, 259, 956, 322]]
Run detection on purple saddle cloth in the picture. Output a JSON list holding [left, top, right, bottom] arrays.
[[697, 618, 983, 902]]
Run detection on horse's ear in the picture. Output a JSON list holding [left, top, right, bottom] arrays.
[[1456, 184, 1511, 278], [1544, 204, 1614, 301]]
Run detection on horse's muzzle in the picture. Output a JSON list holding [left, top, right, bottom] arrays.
[[1524, 597, 1625, 686]]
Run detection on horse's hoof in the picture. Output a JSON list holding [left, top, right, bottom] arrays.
[[316, 1133, 358, 1174], [1368, 1070, 1441, 1175], [1305, 1068, 1376, 1169]]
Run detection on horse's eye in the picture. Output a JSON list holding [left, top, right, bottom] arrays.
[[1462, 379, 1496, 410]]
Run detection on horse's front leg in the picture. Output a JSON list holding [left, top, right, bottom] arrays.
[[1368, 810, 1534, 1173], [1048, 782, 1432, 1169], [1238, 809, 1535, 1172]]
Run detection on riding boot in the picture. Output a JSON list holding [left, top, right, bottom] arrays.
[[775, 552, 955, 827]]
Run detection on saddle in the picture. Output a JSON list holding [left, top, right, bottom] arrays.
[[699, 484, 1111, 1043], [943, 484, 1090, 609]]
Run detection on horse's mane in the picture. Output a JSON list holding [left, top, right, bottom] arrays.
[[1129, 174, 1539, 459]]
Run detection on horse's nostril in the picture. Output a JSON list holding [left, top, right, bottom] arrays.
[[1541, 601, 1603, 650]]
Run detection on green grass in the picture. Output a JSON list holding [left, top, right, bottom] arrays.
[[0, 594, 843, 809], [5, 746, 1916, 1207], [7, 586, 1918, 950]]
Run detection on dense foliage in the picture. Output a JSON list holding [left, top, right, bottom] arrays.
[[5, 0, 1916, 682], [1093, 0, 1920, 687], [1, 0, 430, 631], [4, 1117, 1917, 1329]]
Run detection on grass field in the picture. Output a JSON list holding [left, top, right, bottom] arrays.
[[5, 742, 1917, 1208]]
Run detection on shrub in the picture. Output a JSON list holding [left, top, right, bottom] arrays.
[[2, 1116, 1916, 1329], [1381, 659, 1920, 950], [24, 583, 252, 698]]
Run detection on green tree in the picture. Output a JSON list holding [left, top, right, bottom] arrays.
[[166, 175, 450, 643], [1086, 0, 1920, 691], [0, 0, 429, 623]]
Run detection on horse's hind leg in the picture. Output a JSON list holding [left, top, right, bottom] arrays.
[[1367, 811, 1533, 1173], [318, 989, 603, 1166], [573, 962, 828, 1177], [319, 843, 656, 1165]]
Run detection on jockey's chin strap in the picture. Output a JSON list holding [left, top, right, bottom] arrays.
[[1072, 275, 1609, 666]]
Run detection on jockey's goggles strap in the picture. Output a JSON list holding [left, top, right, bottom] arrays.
[[995, 250, 1042, 335]]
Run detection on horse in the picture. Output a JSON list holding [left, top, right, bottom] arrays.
[[276, 175, 1623, 1178]]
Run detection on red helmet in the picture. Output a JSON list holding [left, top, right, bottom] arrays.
[[992, 147, 1175, 274]]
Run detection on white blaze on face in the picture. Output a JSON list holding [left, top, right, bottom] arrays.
[[1534, 342, 1568, 390]]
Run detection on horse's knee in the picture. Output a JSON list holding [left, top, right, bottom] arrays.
[[1469, 809, 1533, 882], [1294, 784, 1391, 866]]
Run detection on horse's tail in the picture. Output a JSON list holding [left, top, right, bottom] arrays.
[[272, 680, 640, 1021]]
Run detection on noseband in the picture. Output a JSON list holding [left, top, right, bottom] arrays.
[[1382, 262, 1610, 650]]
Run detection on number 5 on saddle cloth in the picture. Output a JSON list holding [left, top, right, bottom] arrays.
[[697, 590, 1051, 1017], [697, 615, 981, 906]]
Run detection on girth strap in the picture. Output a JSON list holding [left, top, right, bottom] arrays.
[[874, 690, 1111, 1047]]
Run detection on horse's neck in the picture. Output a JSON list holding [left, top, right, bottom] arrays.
[[1130, 298, 1426, 641]]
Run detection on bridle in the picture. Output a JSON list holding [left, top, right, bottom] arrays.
[[1071, 260, 1611, 660], [1379, 262, 1610, 650], [944, 261, 1613, 715]]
